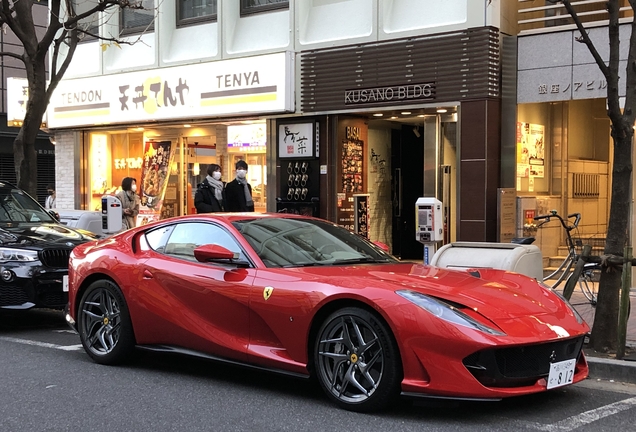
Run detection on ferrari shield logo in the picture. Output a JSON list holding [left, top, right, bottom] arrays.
[[263, 286, 274, 300]]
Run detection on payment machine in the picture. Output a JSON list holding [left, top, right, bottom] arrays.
[[101, 195, 122, 234], [415, 197, 443, 264]]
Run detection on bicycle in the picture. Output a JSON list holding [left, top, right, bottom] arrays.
[[532, 210, 600, 306]]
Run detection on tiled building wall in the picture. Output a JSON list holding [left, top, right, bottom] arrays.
[[53, 130, 78, 210]]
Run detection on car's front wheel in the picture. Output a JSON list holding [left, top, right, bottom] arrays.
[[78, 279, 135, 365], [314, 307, 402, 412]]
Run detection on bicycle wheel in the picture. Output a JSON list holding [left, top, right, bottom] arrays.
[[578, 266, 600, 306]]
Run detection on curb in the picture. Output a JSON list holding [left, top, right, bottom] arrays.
[[586, 356, 636, 384]]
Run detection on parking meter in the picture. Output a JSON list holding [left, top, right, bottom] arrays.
[[101, 195, 122, 234], [415, 197, 443, 264]]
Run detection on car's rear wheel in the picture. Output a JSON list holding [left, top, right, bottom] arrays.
[[78, 279, 135, 365], [314, 307, 401, 412]]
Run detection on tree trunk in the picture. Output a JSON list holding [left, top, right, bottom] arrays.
[[15, 53, 49, 198], [589, 122, 633, 351]]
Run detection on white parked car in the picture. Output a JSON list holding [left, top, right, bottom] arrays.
[[56, 209, 105, 238]]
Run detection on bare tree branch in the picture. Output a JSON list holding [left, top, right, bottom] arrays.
[[559, 0, 611, 78]]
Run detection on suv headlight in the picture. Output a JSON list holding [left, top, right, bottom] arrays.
[[0, 247, 39, 263], [396, 290, 506, 336]]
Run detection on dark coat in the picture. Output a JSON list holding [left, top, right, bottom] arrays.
[[194, 179, 225, 213], [224, 179, 254, 212]]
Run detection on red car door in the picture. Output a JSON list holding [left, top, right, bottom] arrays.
[[131, 221, 255, 363]]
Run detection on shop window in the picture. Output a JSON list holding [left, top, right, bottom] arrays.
[[88, 132, 144, 211], [72, 0, 100, 41], [177, 0, 217, 27], [120, 0, 155, 36], [240, 0, 288, 17]]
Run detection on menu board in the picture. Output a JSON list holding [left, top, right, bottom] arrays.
[[341, 129, 363, 193], [337, 125, 365, 232], [137, 140, 174, 226]]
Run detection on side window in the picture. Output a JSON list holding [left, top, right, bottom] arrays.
[[72, 0, 100, 41], [177, 0, 217, 27], [240, 0, 288, 16], [164, 222, 246, 262], [145, 225, 174, 253], [120, 0, 155, 35]]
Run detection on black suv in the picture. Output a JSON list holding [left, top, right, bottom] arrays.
[[0, 181, 96, 310]]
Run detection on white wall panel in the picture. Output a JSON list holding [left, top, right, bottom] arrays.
[[59, 41, 102, 78], [296, 0, 375, 49], [158, 2, 220, 66], [162, 24, 219, 65], [222, 0, 292, 57], [379, 0, 485, 39], [101, 8, 157, 73]]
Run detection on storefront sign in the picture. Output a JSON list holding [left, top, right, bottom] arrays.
[[353, 194, 370, 239], [228, 124, 266, 151], [278, 122, 315, 158], [6, 77, 47, 127], [47, 52, 294, 128], [344, 83, 434, 105]]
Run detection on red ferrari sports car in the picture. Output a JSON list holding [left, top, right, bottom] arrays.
[[66, 213, 589, 412]]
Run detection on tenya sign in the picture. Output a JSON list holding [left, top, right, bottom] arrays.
[[47, 52, 294, 128]]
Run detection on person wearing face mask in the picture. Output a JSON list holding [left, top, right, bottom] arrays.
[[115, 177, 140, 229], [224, 160, 254, 212], [195, 164, 225, 213], [45, 184, 56, 209]]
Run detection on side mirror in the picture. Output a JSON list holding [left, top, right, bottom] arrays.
[[48, 210, 60, 221], [373, 241, 390, 253], [193, 244, 239, 262]]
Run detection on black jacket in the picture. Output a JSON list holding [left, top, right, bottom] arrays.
[[225, 179, 254, 212], [194, 179, 225, 213]]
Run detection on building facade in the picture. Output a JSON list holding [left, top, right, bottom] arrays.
[[50, 0, 520, 259], [516, 1, 632, 261]]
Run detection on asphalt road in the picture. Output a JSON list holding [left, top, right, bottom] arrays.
[[2, 309, 636, 432]]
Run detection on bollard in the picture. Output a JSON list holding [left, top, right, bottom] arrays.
[[617, 246, 632, 360]]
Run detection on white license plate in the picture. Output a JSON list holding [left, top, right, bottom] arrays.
[[62, 275, 69, 293], [546, 359, 576, 389]]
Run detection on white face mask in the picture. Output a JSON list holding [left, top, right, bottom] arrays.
[[212, 171, 222, 180], [131, 184, 137, 192], [236, 169, 247, 179]]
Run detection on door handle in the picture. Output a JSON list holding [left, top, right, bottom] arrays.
[[143, 269, 153, 279]]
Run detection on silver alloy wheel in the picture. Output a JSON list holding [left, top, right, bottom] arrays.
[[80, 288, 122, 356], [317, 315, 384, 404]]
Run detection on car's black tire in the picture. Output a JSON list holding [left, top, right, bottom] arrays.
[[77, 279, 135, 365], [314, 307, 402, 412]]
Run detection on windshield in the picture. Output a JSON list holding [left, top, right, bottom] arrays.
[[0, 185, 56, 225], [233, 218, 398, 268]]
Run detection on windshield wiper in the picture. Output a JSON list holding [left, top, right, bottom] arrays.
[[281, 261, 331, 268], [331, 257, 391, 265]]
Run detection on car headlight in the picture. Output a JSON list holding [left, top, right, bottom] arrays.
[[539, 282, 584, 325], [396, 290, 506, 336], [0, 247, 39, 263]]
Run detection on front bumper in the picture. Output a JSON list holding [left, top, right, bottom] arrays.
[[0, 263, 68, 309]]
